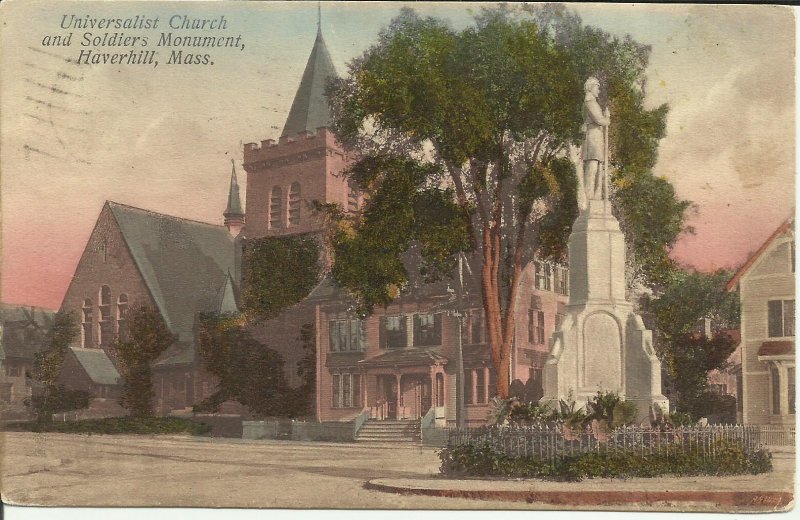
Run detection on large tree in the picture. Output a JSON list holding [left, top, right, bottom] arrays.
[[325, 5, 689, 397]]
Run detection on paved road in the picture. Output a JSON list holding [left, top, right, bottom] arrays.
[[1, 432, 794, 511]]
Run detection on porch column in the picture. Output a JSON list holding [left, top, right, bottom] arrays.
[[778, 362, 789, 420], [396, 373, 402, 418]]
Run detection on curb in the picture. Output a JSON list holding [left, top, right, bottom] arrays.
[[364, 480, 794, 510]]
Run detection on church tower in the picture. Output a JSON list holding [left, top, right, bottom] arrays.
[[223, 159, 245, 236], [242, 18, 356, 239]]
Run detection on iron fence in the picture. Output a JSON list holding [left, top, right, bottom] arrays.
[[758, 425, 795, 446], [446, 424, 765, 461]]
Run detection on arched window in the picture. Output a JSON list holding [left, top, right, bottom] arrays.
[[269, 186, 283, 229], [82, 298, 93, 348], [98, 286, 112, 347], [288, 182, 301, 226], [117, 294, 128, 342]]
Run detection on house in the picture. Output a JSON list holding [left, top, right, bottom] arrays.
[[58, 199, 241, 415], [726, 216, 795, 425], [312, 260, 568, 427], [0, 304, 55, 411]]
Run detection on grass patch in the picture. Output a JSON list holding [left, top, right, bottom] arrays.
[[18, 416, 211, 436]]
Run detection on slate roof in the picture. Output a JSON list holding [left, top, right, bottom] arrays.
[[224, 161, 244, 217], [70, 347, 120, 385], [108, 201, 238, 343], [281, 27, 338, 137]]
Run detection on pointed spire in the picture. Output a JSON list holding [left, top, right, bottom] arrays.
[[224, 159, 245, 235], [281, 9, 338, 137]]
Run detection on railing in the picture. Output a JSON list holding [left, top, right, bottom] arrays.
[[759, 425, 795, 446], [353, 410, 370, 437], [447, 425, 764, 461]]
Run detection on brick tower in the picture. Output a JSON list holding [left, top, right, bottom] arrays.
[[242, 23, 355, 240]]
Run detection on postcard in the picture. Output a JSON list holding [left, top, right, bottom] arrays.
[[0, 1, 795, 513]]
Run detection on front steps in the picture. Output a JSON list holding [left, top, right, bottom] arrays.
[[356, 419, 421, 443]]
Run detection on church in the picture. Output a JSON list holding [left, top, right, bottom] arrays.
[[58, 23, 568, 430]]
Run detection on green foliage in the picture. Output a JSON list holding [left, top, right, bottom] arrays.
[[491, 392, 638, 430], [25, 385, 90, 423], [295, 323, 317, 416], [32, 311, 79, 386], [327, 5, 689, 396], [242, 234, 321, 321], [439, 439, 772, 482], [114, 305, 176, 418], [195, 313, 307, 418], [641, 269, 741, 420], [28, 312, 82, 423], [19, 416, 210, 436]]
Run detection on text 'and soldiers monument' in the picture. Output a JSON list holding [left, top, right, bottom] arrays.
[[541, 78, 669, 419]]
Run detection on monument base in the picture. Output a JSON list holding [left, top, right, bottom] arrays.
[[540, 200, 668, 423]]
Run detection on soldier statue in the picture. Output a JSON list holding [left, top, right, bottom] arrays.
[[582, 77, 611, 201]]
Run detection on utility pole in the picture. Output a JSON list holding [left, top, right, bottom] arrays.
[[455, 253, 466, 428]]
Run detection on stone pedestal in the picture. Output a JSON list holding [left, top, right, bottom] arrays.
[[541, 200, 668, 420]]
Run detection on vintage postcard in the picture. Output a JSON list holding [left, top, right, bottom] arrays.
[[0, 0, 795, 514]]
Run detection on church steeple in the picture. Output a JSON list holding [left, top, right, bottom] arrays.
[[224, 159, 245, 236], [281, 9, 338, 137]]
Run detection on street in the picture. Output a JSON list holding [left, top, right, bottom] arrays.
[[1, 432, 794, 511]]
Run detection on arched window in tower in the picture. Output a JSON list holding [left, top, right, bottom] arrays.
[[347, 180, 359, 213], [82, 298, 93, 348], [98, 285, 112, 347], [288, 182, 301, 226], [117, 294, 129, 342], [269, 186, 283, 229]]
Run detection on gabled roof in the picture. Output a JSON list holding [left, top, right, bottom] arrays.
[[727, 216, 794, 292], [70, 347, 120, 385], [0, 304, 55, 359], [107, 201, 238, 342], [281, 27, 338, 137]]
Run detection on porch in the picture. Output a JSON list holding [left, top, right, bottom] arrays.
[[357, 349, 447, 422]]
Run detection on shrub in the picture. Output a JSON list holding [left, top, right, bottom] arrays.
[[25, 385, 90, 423], [439, 439, 772, 482]]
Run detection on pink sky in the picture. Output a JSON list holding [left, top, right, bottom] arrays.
[[1, 2, 795, 310]]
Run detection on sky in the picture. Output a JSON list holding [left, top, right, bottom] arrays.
[[0, 1, 795, 310]]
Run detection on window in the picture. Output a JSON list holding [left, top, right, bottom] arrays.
[[5, 365, 21, 377], [98, 286, 112, 347], [771, 366, 781, 415], [488, 367, 497, 400], [332, 373, 362, 408], [117, 294, 128, 341], [470, 311, 483, 344], [476, 369, 486, 404], [413, 314, 442, 347], [789, 367, 796, 415], [435, 373, 444, 407], [556, 267, 569, 295], [0, 384, 11, 403], [534, 262, 546, 290], [288, 182, 301, 226], [82, 298, 93, 348], [329, 319, 364, 352], [464, 370, 474, 405], [269, 186, 283, 229], [768, 300, 795, 337], [381, 316, 407, 349], [529, 309, 545, 344]]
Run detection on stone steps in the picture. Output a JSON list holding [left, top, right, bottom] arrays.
[[356, 419, 421, 443]]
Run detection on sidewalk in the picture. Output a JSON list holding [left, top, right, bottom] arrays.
[[365, 452, 795, 511]]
